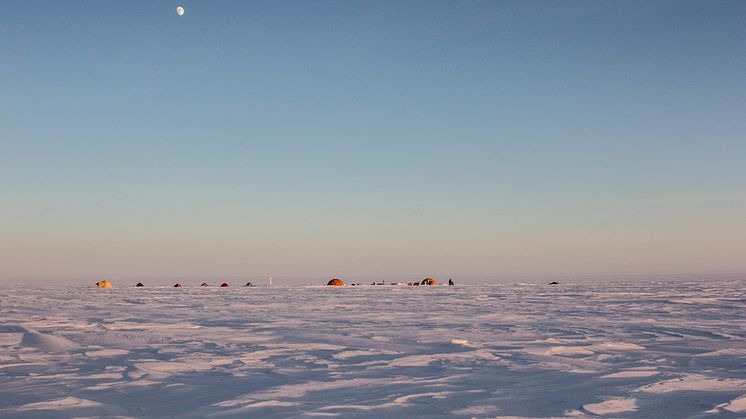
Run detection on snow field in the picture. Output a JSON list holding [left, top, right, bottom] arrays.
[[0, 280, 745, 418]]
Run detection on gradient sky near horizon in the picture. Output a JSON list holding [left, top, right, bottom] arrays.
[[1, 0, 745, 282]]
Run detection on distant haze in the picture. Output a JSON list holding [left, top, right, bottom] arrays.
[[1, 1, 745, 282]]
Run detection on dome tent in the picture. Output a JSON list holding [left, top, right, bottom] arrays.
[[96, 280, 112, 288], [201, 282, 209, 287], [220, 283, 230, 287], [421, 278, 437, 286], [327, 278, 345, 286], [135, 282, 144, 287], [173, 283, 183, 288]]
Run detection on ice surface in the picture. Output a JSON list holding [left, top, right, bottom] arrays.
[[19, 327, 81, 352], [719, 394, 746, 413], [14, 396, 103, 411], [0, 279, 745, 418], [583, 397, 638, 415]]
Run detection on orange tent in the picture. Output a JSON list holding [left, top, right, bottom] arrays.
[[421, 278, 437, 286], [327, 278, 345, 286], [96, 280, 112, 288]]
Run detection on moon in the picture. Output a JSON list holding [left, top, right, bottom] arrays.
[[176, 6, 185, 16]]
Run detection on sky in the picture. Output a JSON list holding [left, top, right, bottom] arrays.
[[1, 1, 745, 283]]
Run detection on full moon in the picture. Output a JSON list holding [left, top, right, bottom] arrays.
[[176, 6, 185, 16]]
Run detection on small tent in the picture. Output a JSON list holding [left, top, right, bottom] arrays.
[[421, 278, 437, 286], [135, 282, 144, 287], [245, 282, 255, 287], [173, 283, 183, 288], [327, 278, 345, 286], [96, 280, 112, 288], [201, 282, 209, 287], [220, 283, 230, 287]]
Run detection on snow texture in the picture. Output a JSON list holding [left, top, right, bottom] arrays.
[[0, 279, 745, 418]]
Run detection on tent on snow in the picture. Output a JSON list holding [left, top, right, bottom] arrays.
[[220, 283, 230, 287], [135, 282, 144, 287], [421, 278, 437, 286], [173, 283, 183, 288], [96, 280, 112, 288], [327, 278, 345, 286]]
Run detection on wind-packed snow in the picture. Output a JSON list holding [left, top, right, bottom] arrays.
[[0, 279, 745, 418]]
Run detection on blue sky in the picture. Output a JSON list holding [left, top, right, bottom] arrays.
[[1, 1, 745, 282]]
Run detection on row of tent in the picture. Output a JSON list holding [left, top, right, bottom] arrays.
[[95, 281, 254, 288], [327, 277, 447, 286], [95, 278, 450, 288]]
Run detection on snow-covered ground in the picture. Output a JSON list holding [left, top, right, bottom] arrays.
[[1, 279, 745, 418]]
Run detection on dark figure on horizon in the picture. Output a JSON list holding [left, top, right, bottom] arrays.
[[245, 282, 254, 287], [549, 281, 560, 285], [449, 279, 454, 286], [136, 282, 144, 287]]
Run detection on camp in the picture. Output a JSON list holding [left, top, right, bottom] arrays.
[[135, 282, 144, 287], [220, 283, 230, 287], [96, 280, 112, 288], [327, 278, 345, 286]]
